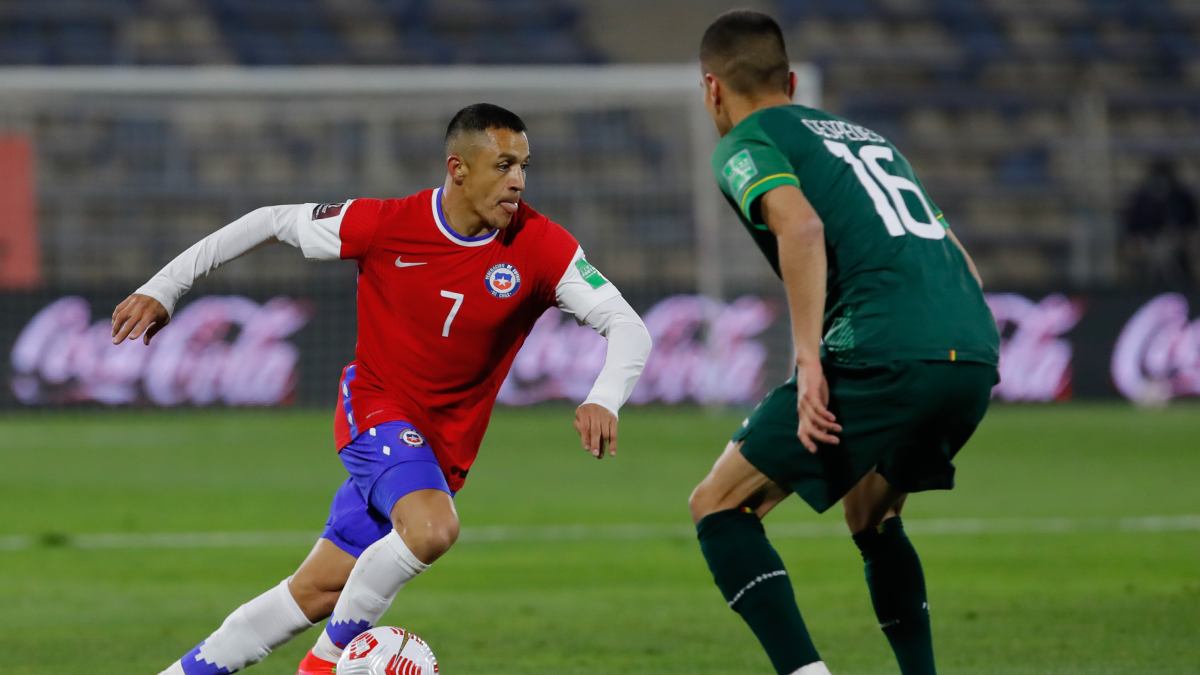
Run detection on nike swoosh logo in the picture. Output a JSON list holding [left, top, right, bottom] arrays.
[[395, 256, 427, 268]]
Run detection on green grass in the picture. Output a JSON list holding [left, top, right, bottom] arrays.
[[1, 404, 1198, 674]]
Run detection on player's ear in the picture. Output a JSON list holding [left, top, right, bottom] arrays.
[[703, 74, 720, 107], [787, 71, 797, 100], [447, 154, 467, 185]]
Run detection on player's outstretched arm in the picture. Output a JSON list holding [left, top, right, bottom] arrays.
[[570, 295, 652, 458], [111, 204, 331, 345], [761, 185, 842, 453], [556, 260, 652, 459]]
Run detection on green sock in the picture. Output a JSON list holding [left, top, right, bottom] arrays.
[[697, 509, 821, 674], [852, 517, 936, 675]]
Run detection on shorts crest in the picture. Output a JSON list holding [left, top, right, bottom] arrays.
[[400, 428, 425, 447]]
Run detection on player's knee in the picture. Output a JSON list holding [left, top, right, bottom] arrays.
[[400, 519, 459, 564], [843, 496, 877, 534], [844, 501, 902, 535], [288, 578, 341, 622], [843, 473, 906, 534], [305, 590, 340, 621], [844, 510, 873, 536], [417, 521, 459, 561]]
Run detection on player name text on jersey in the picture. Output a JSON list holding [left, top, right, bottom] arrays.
[[800, 119, 886, 144]]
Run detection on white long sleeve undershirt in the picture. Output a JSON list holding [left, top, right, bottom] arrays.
[[135, 205, 310, 317]]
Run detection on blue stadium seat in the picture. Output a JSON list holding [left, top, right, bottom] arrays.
[[996, 147, 1050, 187]]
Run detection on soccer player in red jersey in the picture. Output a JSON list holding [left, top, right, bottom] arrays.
[[111, 104, 652, 675]]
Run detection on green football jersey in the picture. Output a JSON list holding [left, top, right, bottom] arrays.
[[712, 104, 999, 366]]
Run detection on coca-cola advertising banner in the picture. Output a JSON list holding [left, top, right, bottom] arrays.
[[988, 291, 1200, 404], [0, 287, 780, 410], [1, 288, 1198, 408]]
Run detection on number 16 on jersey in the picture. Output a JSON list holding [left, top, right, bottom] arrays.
[[824, 140, 945, 241]]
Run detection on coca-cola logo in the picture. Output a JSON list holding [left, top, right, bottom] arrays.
[[499, 295, 775, 406], [986, 293, 1084, 402], [1112, 293, 1200, 403], [10, 295, 311, 406]]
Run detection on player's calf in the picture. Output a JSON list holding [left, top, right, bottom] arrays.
[[696, 508, 825, 674], [852, 517, 936, 675], [310, 531, 431, 663], [308, 425, 456, 665], [309, 476, 453, 663], [160, 578, 313, 675], [691, 443, 826, 674], [843, 472, 935, 673]]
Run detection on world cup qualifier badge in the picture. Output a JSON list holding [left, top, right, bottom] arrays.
[[484, 263, 521, 298], [311, 202, 345, 220], [400, 428, 425, 447]]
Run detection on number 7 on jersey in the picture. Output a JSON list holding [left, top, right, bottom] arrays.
[[440, 290, 464, 337]]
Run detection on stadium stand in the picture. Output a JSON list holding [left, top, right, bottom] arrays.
[[1, 0, 1197, 288]]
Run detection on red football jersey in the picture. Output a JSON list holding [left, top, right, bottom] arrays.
[[313, 187, 582, 491]]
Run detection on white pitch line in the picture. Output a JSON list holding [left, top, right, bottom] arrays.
[[1, 515, 1197, 553]]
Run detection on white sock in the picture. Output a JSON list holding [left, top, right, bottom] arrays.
[[790, 662, 832, 675], [312, 531, 429, 661], [167, 577, 313, 674]]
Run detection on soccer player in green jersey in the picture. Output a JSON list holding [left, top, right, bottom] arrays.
[[687, 10, 1001, 675]]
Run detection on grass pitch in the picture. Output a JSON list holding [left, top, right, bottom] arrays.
[[1, 404, 1197, 674]]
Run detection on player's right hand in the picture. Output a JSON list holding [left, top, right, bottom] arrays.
[[795, 361, 841, 453], [111, 293, 169, 345], [574, 403, 618, 459]]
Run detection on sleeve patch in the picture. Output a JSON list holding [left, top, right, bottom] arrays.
[[575, 258, 609, 289], [312, 202, 345, 220], [721, 148, 759, 196]]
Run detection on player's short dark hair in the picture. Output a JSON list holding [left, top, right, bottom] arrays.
[[445, 103, 527, 152], [700, 9, 790, 97]]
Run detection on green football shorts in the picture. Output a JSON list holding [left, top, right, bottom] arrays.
[[732, 360, 998, 513]]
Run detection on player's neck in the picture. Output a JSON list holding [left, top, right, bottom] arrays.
[[441, 180, 493, 238], [727, 94, 793, 129]]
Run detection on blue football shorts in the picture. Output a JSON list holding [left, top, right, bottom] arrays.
[[321, 421, 451, 557]]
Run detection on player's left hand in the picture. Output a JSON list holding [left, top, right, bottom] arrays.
[[574, 403, 618, 459], [795, 360, 841, 453]]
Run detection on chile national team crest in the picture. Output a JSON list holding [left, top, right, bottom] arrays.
[[484, 263, 521, 299]]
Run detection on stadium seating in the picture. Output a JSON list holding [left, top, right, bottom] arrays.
[[2, 0, 1197, 288]]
